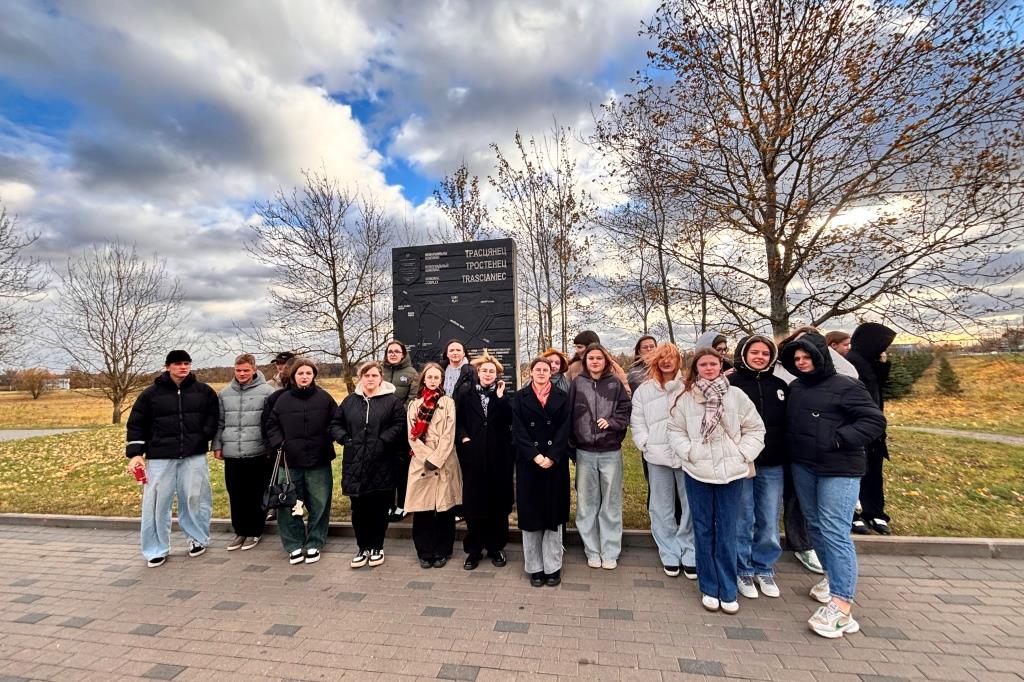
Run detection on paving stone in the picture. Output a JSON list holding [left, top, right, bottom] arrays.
[[10, 578, 37, 587], [168, 589, 199, 600], [264, 623, 301, 637], [857, 676, 909, 682], [109, 578, 139, 587], [599, 608, 634, 621], [242, 564, 270, 573], [469, 571, 495, 579], [937, 594, 982, 605], [560, 582, 590, 591], [634, 579, 665, 588], [11, 594, 42, 604], [59, 616, 94, 628], [437, 663, 480, 681], [724, 626, 767, 641], [130, 623, 168, 636], [286, 574, 313, 582], [335, 591, 366, 602], [423, 606, 455, 618], [494, 621, 529, 633], [678, 658, 726, 676], [212, 600, 245, 611], [205, 557, 229, 564], [142, 663, 187, 679], [408, 580, 433, 590], [864, 626, 909, 640], [13, 612, 49, 624]]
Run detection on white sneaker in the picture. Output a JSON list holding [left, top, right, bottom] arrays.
[[737, 575, 759, 599], [663, 565, 681, 578], [601, 558, 617, 570], [808, 602, 860, 638], [810, 577, 831, 603], [701, 594, 720, 611], [720, 600, 739, 614], [587, 556, 601, 569], [288, 549, 304, 565], [755, 575, 780, 598], [795, 549, 824, 574]]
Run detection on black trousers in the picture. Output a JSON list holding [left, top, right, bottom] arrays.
[[393, 471, 408, 510], [858, 446, 889, 522], [413, 509, 456, 560], [782, 462, 812, 551], [463, 513, 510, 557], [224, 456, 271, 538], [350, 489, 392, 551]]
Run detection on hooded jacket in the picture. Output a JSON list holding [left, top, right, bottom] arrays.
[[212, 370, 276, 458], [773, 345, 858, 383], [381, 353, 419, 405], [330, 381, 407, 496], [728, 336, 789, 468], [265, 383, 338, 469], [125, 372, 219, 459], [630, 375, 684, 468], [695, 330, 733, 371], [569, 364, 632, 452], [846, 322, 897, 409], [778, 333, 886, 477]]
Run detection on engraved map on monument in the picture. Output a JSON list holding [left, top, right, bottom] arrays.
[[392, 239, 519, 388]]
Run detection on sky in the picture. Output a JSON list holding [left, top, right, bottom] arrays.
[[0, 0, 661, 364]]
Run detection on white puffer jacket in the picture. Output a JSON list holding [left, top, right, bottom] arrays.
[[630, 377, 684, 468], [667, 385, 766, 484]]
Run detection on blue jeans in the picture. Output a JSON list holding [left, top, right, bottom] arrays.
[[647, 463, 695, 568], [276, 464, 334, 553], [574, 449, 624, 561], [736, 465, 784, 577], [684, 474, 744, 603], [140, 455, 212, 560], [791, 463, 860, 602]]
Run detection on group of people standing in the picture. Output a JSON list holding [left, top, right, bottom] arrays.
[[124, 320, 894, 640]]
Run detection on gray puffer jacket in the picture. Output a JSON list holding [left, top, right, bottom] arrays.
[[212, 371, 276, 458]]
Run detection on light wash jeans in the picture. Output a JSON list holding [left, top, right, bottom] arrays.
[[522, 525, 563, 574], [736, 465, 784, 577], [140, 455, 212, 560], [791, 463, 861, 602], [647, 462, 695, 568], [684, 474, 744, 603], [574, 449, 624, 561]]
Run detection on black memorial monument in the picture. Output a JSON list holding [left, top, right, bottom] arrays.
[[392, 238, 519, 388]]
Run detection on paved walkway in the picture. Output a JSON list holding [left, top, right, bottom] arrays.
[[893, 426, 1024, 448], [1, 525, 1022, 682], [0, 428, 83, 442]]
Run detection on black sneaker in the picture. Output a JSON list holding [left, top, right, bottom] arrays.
[[545, 570, 561, 587], [867, 518, 892, 535], [489, 550, 507, 567], [289, 549, 304, 565], [530, 571, 545, 587], [368, 548, 384, 567], [419, 558, 433, 569], [146, 556, 167, 568], [350, 550, 368, 569], [432, 556, 448, 568], [464, 555, 480, 571], [305, 548, 321, 564], [682, 565, 698, 580], [851, 519, 871, 535], [663, 565, 681, 577], [187, 541, 206, 558]]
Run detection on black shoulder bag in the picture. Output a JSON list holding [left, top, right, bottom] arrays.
[[262, 446, 298, 511]]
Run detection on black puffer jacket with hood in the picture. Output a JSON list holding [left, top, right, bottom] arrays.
[[846, 322, 897, 409], [778, 333, 886, 477], [330, 382, 407, 496], [728, 335, 789, 468]]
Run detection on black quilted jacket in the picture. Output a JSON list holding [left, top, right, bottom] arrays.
[[330, 385, 407, 495]]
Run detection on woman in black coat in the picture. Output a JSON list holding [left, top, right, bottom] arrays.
[[330, 361, 407, 569], [511, 357, 572, 587], [778, 333, 885, 639], [455, 352, 514, 570], [265, 358, 337, 566]]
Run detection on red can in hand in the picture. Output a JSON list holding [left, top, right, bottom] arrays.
[[132, 464, 148, 485]]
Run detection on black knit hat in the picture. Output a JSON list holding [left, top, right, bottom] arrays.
[[573, 330, 601, 346], [165, 349, 192, 365], [272, 351, 296, 364]]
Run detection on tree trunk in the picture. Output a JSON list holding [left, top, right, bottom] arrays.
[[112, 399, 122, 424]]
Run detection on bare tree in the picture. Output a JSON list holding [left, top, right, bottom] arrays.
[[491, 125, 594, 355], [430, 161, 490, 243], [246, 169, 394, 392], [608, 0, 1024, 337], [16, 368, 54, 400], [0, 201, 47, 363], [50, 242, 188, 423]]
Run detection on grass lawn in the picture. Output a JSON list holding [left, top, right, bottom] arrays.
[[886, 353, 1024, 436]]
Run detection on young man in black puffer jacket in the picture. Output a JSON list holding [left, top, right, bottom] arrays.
[[125, 350, 219, 568], [728, 335, 789, 599]]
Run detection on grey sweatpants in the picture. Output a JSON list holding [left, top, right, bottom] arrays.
[[522, 525, 563, 574]]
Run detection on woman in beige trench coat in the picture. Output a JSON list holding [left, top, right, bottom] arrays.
[[405, 362, 463, 568]]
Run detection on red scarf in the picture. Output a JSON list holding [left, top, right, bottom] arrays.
[[532, 380, 552, 407], [409, 386, 443, 454]]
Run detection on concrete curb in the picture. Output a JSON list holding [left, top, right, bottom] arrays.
[[2, 512, 1022, 558]]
